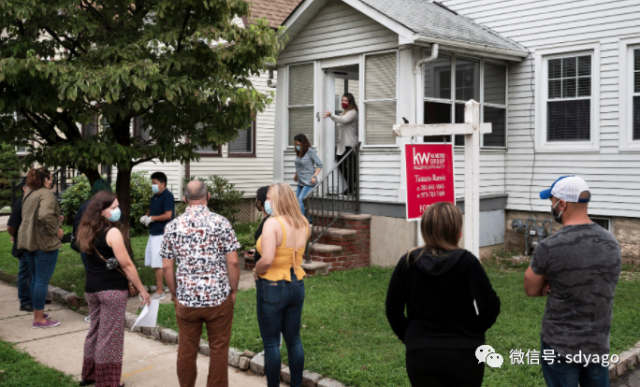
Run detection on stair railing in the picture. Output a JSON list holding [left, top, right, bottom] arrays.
[[303, 142, 361, 263], [52, 167, 80, 198]]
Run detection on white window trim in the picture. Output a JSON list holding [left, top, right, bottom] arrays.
[[361, 49, 400, 148], [618, 37, 640, 151], [590, 216, 613, 233], [534, 43, 601, 153], [286, 61, 316, 149]]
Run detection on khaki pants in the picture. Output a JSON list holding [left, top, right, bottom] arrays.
[[175, 297, 234, 387]]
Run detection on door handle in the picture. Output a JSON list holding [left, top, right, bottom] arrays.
[[316, 112, 320, 122]]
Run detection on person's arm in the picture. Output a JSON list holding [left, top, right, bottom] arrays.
[[145, 209, 150, 216], [310, 149, 324, 169], [162, 259, 177, 300], [7, 200, 21, 241], [38, 192, 63, 238], [106, 228, 151, 304], [160, 224, 177, 299], [151, 210, 173, 222], [7, 226, 17, 240], [330, 110, 357, 124], [226, 251, 240, 303], [254, 218, 278, 276], [385, 256, 410, 342], [468, 256, 501, 332], [524, 244, 550, 297]]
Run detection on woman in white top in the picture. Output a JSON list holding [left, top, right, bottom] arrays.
[[323, 93, 359, 195]]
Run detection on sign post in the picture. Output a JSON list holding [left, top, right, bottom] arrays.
[[394, 100, 490, 258]]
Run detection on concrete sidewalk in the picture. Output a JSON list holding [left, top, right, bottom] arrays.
[[0, 280, 275, 387]]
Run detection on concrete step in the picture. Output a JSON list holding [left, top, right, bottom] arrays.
[[307, 209, 372, 221], [308, 243, 343, 254], [301, 261, 329, 276], [311, 227, 358, 238]]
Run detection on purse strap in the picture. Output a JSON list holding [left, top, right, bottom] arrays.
[[92, 229, 129, 280]]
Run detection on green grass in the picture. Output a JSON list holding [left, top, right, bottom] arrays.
[[0, 341, 78, 387], [156, 261, 640, 387]]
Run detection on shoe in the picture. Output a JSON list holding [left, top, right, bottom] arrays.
[[20, 304, 34, 312], [45, 299, 52, 305], [78, 380, 95, 386], [84, 316, 91, 323], [150, 293, 166, 301], [33, 319, 60, 329], [43, 313, 49, 319]]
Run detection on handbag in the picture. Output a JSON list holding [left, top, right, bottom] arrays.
[[93, 247, 140, 298]]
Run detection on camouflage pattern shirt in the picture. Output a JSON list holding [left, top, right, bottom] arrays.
[[531, 222, 621, 357]]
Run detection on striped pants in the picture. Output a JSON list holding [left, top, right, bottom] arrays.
[[82, 290, 128, 387]]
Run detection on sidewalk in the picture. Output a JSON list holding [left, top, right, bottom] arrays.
[[0, 280, 275, 387]]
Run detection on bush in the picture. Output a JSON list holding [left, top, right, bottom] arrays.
[[234, 219, 262, 251], [184, 175, 245, 225], [0, 143, 22, 209], [60, 171, 153, 235]]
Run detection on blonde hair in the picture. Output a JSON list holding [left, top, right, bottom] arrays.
[[269, 182, 309, 230], [408, 202, 463, 262]]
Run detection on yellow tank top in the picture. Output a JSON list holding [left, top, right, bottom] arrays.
[[256, 217, 307, 282]]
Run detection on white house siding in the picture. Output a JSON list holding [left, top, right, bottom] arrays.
[[441, 0, 640, 218], [278, 0, 398, 66]]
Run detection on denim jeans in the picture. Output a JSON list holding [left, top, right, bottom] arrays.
[[17, 255, 32, 307], [24, 250, 59, 310], [296, 185, 314, 222], [256, 270, 305, 387], [80, 252, 88, 272], [541, 340, 610, 387]]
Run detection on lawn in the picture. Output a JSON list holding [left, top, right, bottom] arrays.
[[0, 341, 78, 387], [155, 258, 640, 387]]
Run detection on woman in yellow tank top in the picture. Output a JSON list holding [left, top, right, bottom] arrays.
[[253, 182, 310, 387]]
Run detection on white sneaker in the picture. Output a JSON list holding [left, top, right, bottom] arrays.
[[150, 293, 166, 301], [84, 316, 91, 323]]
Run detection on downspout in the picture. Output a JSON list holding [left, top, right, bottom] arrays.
[[267, 63, 277, 88], [413, 44, 438, 125]]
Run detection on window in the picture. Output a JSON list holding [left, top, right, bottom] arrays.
[[364, 52, 397, 145], [546, 56, 591, 141], [134, 116, 152, 142], [228, 120, 256, 156], [288, 63, 314, 146], [82, 115, 98, 137], [422, 51, 507, 147], [591, 217, 611, 232], [633, 49, 640, 140], [194, 124, 221, 156]]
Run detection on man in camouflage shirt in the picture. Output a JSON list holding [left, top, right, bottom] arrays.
[[524, 175, 620, 387]]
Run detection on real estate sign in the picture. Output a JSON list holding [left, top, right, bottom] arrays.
[[404, 144, 456, 220]]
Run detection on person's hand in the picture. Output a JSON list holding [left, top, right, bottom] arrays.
[[293, 174, 298, 183], [252, 269, 259, 281], [230, 291, 237, 304], [139, 216, 147, 225], [311, 176, 317, 184], [57, 228, 64, 240], [139, 290, 151, 306], [59, 215, 65, 222], [245, 249, 255, 257], [322, 111, 331, 118], [542, 281, 551, 296], [10, 236, 15, 244]]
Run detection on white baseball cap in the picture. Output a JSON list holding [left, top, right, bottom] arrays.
[[539, 175, 591, 203]]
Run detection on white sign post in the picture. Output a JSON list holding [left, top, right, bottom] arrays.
[[393, 100, 491, 258]]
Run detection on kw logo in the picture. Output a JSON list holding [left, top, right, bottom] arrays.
[[413, 148, 431, 165]]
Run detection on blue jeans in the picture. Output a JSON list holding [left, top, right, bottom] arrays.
[[256, 270, 305, 387], [541, 340, 609, 387], [80, 252, 88, 272], [24, 250, 59, 310], [17, 255, 32, 307], [296, 185, 314, 222]]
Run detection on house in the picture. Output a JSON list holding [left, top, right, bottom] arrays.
[[272, 0, 640, 265]]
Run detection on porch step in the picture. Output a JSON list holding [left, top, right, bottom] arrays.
[[307, 210, 372, 221], [312, 227, 358, 238], [308, 243, 343, 254], [301, 261, 329, 276]]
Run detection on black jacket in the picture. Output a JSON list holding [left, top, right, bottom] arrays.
[[385, 248, 500, 351]]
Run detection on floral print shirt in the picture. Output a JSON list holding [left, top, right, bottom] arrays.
[[160, 205, 240, 308]]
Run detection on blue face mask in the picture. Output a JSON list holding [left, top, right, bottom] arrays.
[[265, 201, 273, 215], [152, 184, 159, 194], [295, 146, 301, 151], [107, 207, 121, 222]]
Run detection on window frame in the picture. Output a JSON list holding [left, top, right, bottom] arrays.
[[228, 119, 257, 157], [421, 52, 509, 148], [591, 216, 613, 233], [619, 38, 640, 151], [286, 62, 316, 148], [534, 44, 600, 153], [189, 134, 222, 158], [362, 49, 400, 148]]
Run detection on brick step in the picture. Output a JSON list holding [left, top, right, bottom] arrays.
[[308, 243, 343, 255], [307, 210, 372, 222], [301, 261, 329, 276], [311, 227, 358, 238]]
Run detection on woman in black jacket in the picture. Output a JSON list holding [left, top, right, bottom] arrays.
[[385, 202, 500, 387]]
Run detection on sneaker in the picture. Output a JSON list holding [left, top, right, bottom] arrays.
[[84, 316, 91, 323], [45, 299, 52, 305], [150, 293, 166, 301], [20, 304, 34, 312], [33, 319, 60, 329]]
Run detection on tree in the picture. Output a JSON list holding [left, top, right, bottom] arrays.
[[0, 0, 281, 247], [0, 143, 21, 209]]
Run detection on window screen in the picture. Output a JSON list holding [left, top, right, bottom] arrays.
[[229, 122, 254, 154], [423, 101, 452, 143], [483, 106, 506, 147], [424, 55, 452, 99], [364, 52, 397, 145], [288, 64, 314, 145], [547, 56, 591, 141], [634, 50, 640, 140], [484, 62, 506, 105], [455, 58, 479, 102]]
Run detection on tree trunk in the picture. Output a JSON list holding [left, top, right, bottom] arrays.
[[115, 167, 135, 260], [79, 167, 101, 187]]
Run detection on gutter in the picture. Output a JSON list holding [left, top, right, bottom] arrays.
[[413, 43, 438, 125]]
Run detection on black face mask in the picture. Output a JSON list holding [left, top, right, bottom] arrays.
[[551, 201, 564, 224], [255, 201, 262, 212]]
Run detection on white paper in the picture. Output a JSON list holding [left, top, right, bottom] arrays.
[[132, 300, 160, 329]]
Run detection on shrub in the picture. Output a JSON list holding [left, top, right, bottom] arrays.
[[60, 175, 92, 224], [184, 175, 245, 225], [0, 143, 22, 209]]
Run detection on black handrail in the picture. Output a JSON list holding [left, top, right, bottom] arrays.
[[303, 142, 361, 263], [52, 167, 79, 198]]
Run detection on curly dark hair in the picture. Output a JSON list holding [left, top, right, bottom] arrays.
[[25, 167, 51, 191]]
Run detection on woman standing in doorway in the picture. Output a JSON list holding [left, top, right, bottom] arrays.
[[323, 93, 359, 195], [385, 202, 500, 387], [293, 134, 323, 221]]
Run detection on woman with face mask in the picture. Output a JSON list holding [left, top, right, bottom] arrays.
[[293, 133, 323, 221], [77, 191, 150, 387], [323, 93, 359, 195]]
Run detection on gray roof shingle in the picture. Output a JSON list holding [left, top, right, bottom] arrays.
[[359, 0, 527, 54]]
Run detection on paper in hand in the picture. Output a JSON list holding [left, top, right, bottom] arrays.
[[132, 299, 160, 329]]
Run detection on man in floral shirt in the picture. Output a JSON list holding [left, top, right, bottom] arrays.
[[161, 179, 240, 387]]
